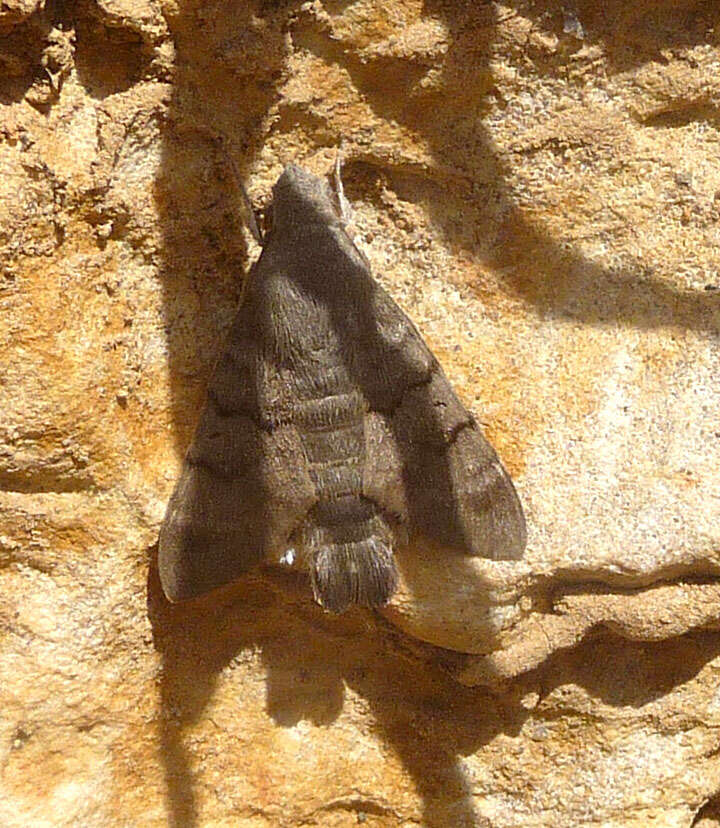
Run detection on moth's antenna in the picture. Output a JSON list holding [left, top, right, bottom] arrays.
[[214, 135, 263, 245], [167, 123, 263, 244], [333, 142, 352, 225], [332, 142, 371, 268]]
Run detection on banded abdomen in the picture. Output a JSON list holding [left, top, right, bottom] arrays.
[[292, 362, 398, 613]]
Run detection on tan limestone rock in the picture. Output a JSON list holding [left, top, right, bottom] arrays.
[[1, 1, 719, 826]]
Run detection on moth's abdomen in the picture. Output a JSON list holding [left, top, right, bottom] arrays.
[[294, 386, 398, 612], [311, 535, 397, 614], [305, 496, 398, 613]]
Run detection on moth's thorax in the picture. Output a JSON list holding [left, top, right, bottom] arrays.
[[255, 221, 371, 332], [271, 164, 342, 234]]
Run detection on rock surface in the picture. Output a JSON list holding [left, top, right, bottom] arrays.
[[1, 1, 719, 826]]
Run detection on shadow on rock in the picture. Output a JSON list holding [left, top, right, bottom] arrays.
[[147, 561, 526, 827]]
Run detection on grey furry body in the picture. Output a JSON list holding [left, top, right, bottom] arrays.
[[158, 165, 526, 612]]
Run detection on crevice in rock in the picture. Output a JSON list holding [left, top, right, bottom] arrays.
[[0, 467, 96, 495], [72, 2, 150, 99], [692, 789, 720, 827], [0, 10, 52, 105]]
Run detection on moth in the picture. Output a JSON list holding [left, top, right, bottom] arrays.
[[159, 164, 526, 612]]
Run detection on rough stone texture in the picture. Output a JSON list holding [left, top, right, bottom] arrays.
[[1, 1, 719, 826]]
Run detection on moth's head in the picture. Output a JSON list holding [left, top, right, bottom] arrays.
[[270, 164, 341, 233]]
